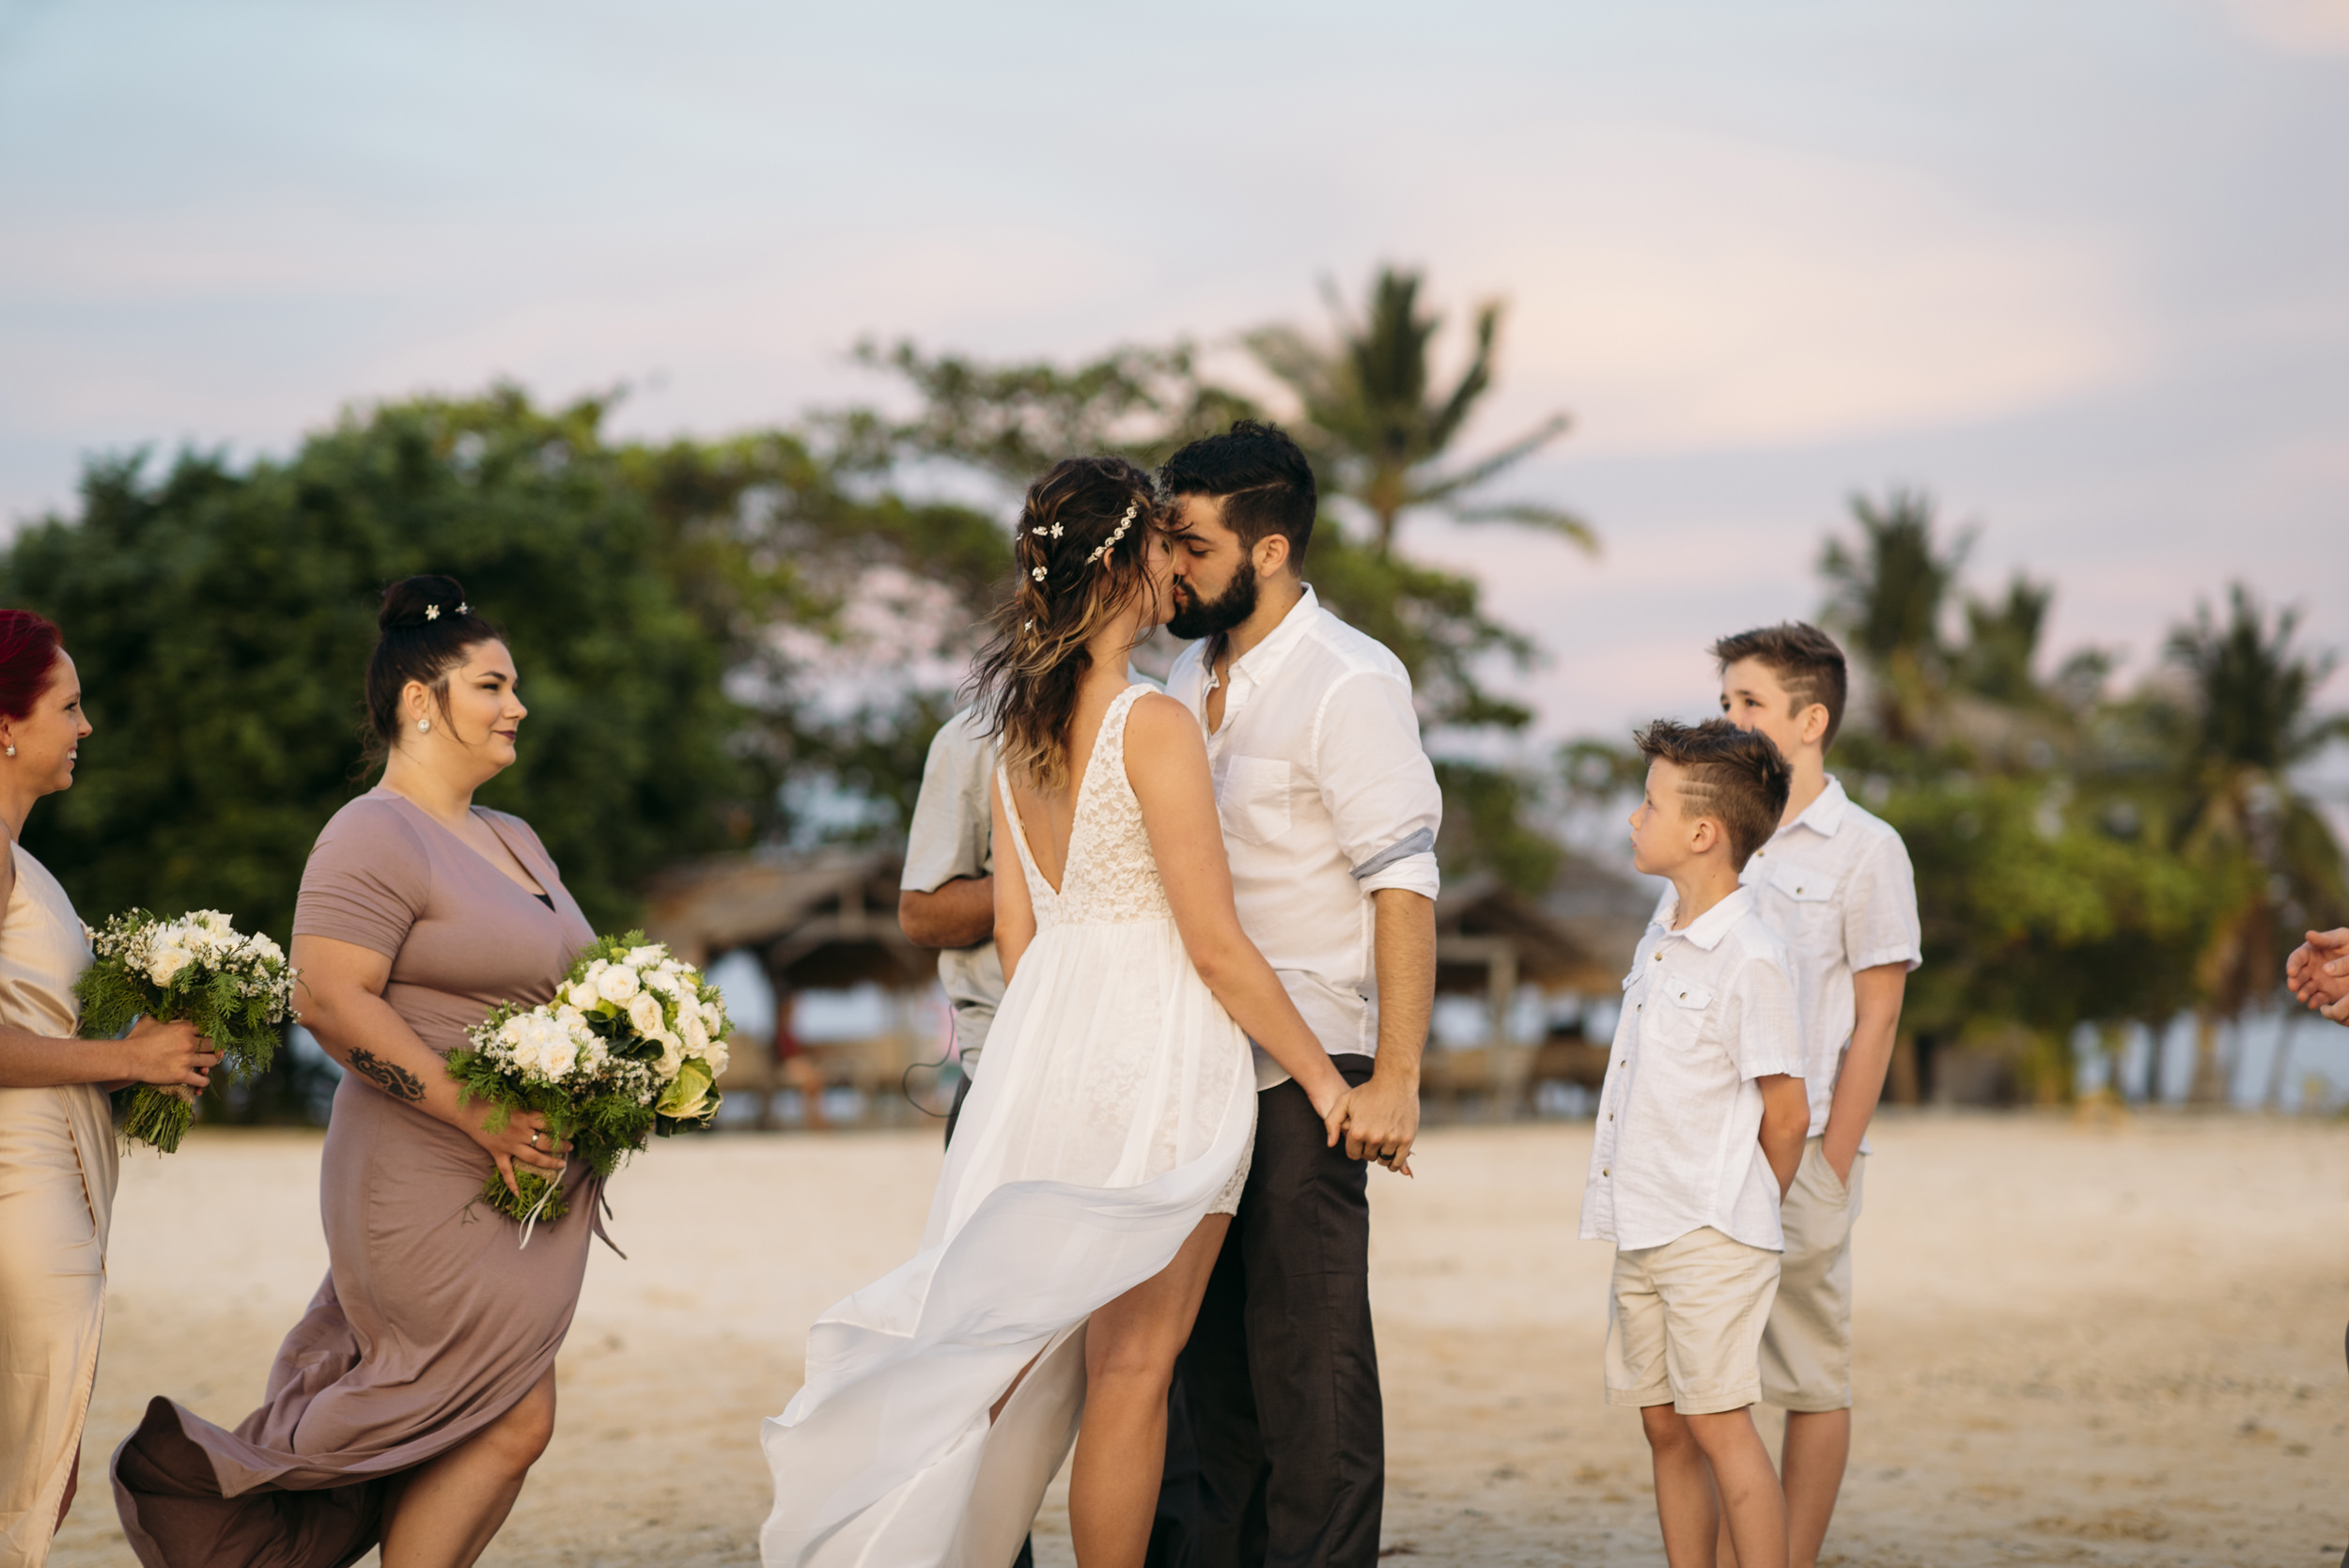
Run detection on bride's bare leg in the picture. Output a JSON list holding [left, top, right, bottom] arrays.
[[1069, 1214, 1230, 1568], [380, 1367, 556, 1568]]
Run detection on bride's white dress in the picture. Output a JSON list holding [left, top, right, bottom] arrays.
[[762, 685, 1258, 1568]]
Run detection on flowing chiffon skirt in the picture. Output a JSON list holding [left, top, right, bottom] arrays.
[[760, 910, 1255, 1568]]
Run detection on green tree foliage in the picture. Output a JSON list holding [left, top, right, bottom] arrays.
[[1566, 495, 2346, 1104], [1245, 268, 1594, 555], [821, 275, 1595, 893], [1818, 489, 1971, 742], [2, 389, 753, 944], [2159, 584, 2349, 1100]]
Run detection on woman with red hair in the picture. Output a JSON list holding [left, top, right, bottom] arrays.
[[0, 610, 218, 1567]]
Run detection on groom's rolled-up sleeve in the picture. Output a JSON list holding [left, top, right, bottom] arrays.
[[1315, 672, 1442, 901]]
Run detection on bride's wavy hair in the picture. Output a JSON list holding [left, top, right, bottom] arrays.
[[964, 456, 1161, 792]]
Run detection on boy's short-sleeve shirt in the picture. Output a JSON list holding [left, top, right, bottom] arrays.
[[1579, 886, 1803, 1253], [1738, 776, 1922, 1136]]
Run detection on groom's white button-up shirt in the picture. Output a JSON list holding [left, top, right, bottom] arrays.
[[1166, 585, 1442, 1090]]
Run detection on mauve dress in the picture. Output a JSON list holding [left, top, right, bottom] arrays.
[[111, 789, 599, 1568]]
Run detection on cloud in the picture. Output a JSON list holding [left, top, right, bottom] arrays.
[[1417, 126, 2148, 457], [2219, 0, 2349, 53]]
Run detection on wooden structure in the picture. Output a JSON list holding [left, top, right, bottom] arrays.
[[641, 847, 942, 1128], [1423, 852, 1657, 1119]]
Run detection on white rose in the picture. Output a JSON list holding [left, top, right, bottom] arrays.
[[655, 1032, 685, 1079], [700, 1001, 724, 1035], [679, 1006, 708, 1052], [195, 909, 234, 936], [626, 992, 664, 1037], [147, 944, 194, 986], [504, 1027, 543, 1074], [565, 979, 601, 1012], [703, 1039, 730, 1078], [643, 968, 679, 997], [537, 1029, 577, 1080], [596, 964, 639, 1003], [625, 944, 667, 968]]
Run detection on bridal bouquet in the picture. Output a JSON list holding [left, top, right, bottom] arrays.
[[74, 908, 300, 1153], [447, 932, 730, 1226]]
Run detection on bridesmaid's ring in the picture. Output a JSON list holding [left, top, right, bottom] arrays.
[[528, 1129, 541, 1149]]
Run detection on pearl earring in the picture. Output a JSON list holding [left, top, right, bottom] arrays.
[[417, 720, 430, 733], [3, 746, 12, 757]]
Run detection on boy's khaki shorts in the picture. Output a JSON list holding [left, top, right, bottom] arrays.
[[1759, 1136, 1866, 1411], [1605, 1226, 1781, 1415]]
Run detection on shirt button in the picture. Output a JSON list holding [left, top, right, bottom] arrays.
[[1602, 1167, 1610, 1176], [1653, 952, 1663, 961]]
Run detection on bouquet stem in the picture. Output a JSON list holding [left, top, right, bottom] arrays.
[[476, 1166, 570, 1225], [117, 1085, 198, 1155]]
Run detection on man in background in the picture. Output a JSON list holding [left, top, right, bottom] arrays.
[[899, 705, 1003, 1148]]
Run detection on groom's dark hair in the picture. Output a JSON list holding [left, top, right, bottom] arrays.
[[1159, 420, 1317, 572]]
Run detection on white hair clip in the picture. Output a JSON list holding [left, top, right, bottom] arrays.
[[1031, 566, 1048, 582], [457, 602, 470, 615], [425, 604, 442, 621], [1084, 500, 1138, 567]]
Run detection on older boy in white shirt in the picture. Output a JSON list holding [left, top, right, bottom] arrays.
[[1583, 718, 1811, 1568], [1714, 622, 1921, 1568]]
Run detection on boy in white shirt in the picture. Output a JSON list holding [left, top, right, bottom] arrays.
[[1714, 622, 1921, 1568], [1582, 719, 1812, 1568]]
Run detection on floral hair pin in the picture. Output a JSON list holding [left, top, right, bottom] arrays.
[[422, 602, 470, 622]]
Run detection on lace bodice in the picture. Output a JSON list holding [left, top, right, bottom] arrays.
[[1001, 686, 1173, 929]]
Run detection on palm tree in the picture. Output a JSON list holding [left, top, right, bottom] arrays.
[[1244, 267, 1595, 556], [2164, 583, 2349, 1104], [1817, 489, 1973, 742]]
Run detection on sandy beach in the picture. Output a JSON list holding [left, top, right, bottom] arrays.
[[47, 1111, 2348, 1568]]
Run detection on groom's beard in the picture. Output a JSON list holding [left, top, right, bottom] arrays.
[[1167, 567, 1257, 641]]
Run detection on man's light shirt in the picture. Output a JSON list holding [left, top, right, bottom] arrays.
[[1165, 586, 1442, 1089]]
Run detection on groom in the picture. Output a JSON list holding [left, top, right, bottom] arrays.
[[1150, 421, 1439, 1568]]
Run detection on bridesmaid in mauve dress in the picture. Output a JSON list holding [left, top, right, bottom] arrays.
[[113, 578, 601, 1568], [0, 610, 217, 1568]]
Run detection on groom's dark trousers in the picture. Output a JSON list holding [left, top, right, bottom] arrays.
[[1152, 1058, 1382, 1568]]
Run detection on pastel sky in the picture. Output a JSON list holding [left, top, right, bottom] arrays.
[[3, 0, 2345, 750]]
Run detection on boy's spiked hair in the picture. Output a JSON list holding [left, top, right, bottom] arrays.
[[1711, 621, 1850, 751], [1634, 717, 1792, 869]]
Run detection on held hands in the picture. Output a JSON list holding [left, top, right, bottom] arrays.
[[117, 1017, 220, 1090], [1318, 1066, 1420, 1177], [468, 1108, 571, 1201], [2286, 928, 2349, 1022]]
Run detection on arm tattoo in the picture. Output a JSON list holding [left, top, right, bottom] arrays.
[[349, 1048, 426, 1103]]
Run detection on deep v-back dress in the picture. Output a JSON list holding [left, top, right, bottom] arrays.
[[761, 685, 1257, 1568]]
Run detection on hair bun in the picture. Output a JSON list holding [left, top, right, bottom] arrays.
[[380, 575, 472, 631]]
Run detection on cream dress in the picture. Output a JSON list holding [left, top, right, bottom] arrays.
[[0, 844, 108, 1568], [761, 685, 1256, 1567]]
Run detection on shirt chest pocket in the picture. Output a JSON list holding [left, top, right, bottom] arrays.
[[1219, 754, 1293, 846], [1638, 976, 1714, 1046], [1769, 863, 1838, 904], [1766, 862, 1841, 940]]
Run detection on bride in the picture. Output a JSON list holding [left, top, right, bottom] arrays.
[[761, 456, 1357, 1568]]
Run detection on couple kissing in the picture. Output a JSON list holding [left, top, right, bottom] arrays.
[[762, 419, 1440, 1568]]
